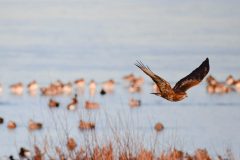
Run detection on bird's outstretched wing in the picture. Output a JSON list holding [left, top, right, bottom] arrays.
[[173, 58, 210, 93], [135, 61, 173, 95]]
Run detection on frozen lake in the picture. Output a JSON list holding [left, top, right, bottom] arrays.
[[0, 0, 240, 158]]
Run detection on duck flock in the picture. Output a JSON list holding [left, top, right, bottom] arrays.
[[206, 75, 240, 94], [0, 73, 149, 132], [0, 73, 239, 158], [0, 73, 239, 131], [0, 73, 159, 159]]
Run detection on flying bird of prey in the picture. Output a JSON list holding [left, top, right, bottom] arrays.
[[135, 58, 209, 102]]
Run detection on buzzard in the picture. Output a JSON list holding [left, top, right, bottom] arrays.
[[135, 58, 209, 102]]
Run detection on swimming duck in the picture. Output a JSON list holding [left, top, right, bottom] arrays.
[[75, 78, 85, 89], [79, 120, 95, 130], [123, 73, 135, 82], [62, 82, 72, 95], [100, 88, 106, 95], [67, 94, 78, 111], [67, 137, 77, 151], [27, 80, 38, 92], [10, 82, 24, 95], [128, 84, 141, 93], [28, 119, 43, 131], [19, 147, 31, 159], [85, 101, 100, 109], [48, 99, 60, 108], [154, 122, 164, 132], [102, 79, 115, 93], [0, 117, 3, 124], [7, 121, 17, 129], [129, 98, 141, 108], [225, 75, 235, 85], [89, 80, 97, 96]]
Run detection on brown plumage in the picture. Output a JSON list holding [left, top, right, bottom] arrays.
[[0, 117, 3, 124], [19, 147, 31, 159], [79, 120, 95, 130], [67, 137, 77, 151], [48, 99, 60, 108], [7, 121, 17, 129], [28, 119, 43, 131], [135, 58, 210, 102], [154, 122, 164, 132]]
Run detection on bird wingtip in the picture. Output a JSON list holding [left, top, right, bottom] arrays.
[[134, 60, 140, 67], [205, 57, 210, 66], [135, 60, 143, 67], [205, 57, 209, 62]]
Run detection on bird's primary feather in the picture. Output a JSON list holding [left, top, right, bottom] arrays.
[[173, 58, 209, 93], [135, 61, 174, 96]]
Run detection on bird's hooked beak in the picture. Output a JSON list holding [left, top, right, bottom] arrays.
[[150, 93, 161, 96]]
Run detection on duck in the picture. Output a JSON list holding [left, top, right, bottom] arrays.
[[206, 75, 218, 85], [40, 86, 55, 96], [67, 102, 77, 111], [206, 75, 237, 94], [100, 88, 106, 95], [19, 147, 31, 159], [48, 99, 60, 108], [51, 80, 64, 95], [130, 76, 144, 87], [154, 122, 164, 132], [75, 78, 85, 89], [214, 83, 230, 94], [67, 137, 77, 151], [27, 80, 38, 92], [72, 94, 78, 104], [9, 155, 16, 160], [7, 121, 17, 129], [67, 94, 78, 111], [128, 84, 141, 93], [10, 82, 24, 95], [89, 80, 97, 96], [129, 98, 141, 108], [0, 117, 3, 124], [79, 120, 95, 130], [225, 75, 235, 86], [85, 101, 100, 109], [28, 119, 42, 131], [234, 80, 240, 92], [225, 75, 240, 92], [62, 82, 72, 95], [102, 79, 115, 93], [33, 145, 43, 160], [52, 80, 64, 87], [206, 84, 216, 94], [40, 80, 64, 96], [123, 73, 135, 82]]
